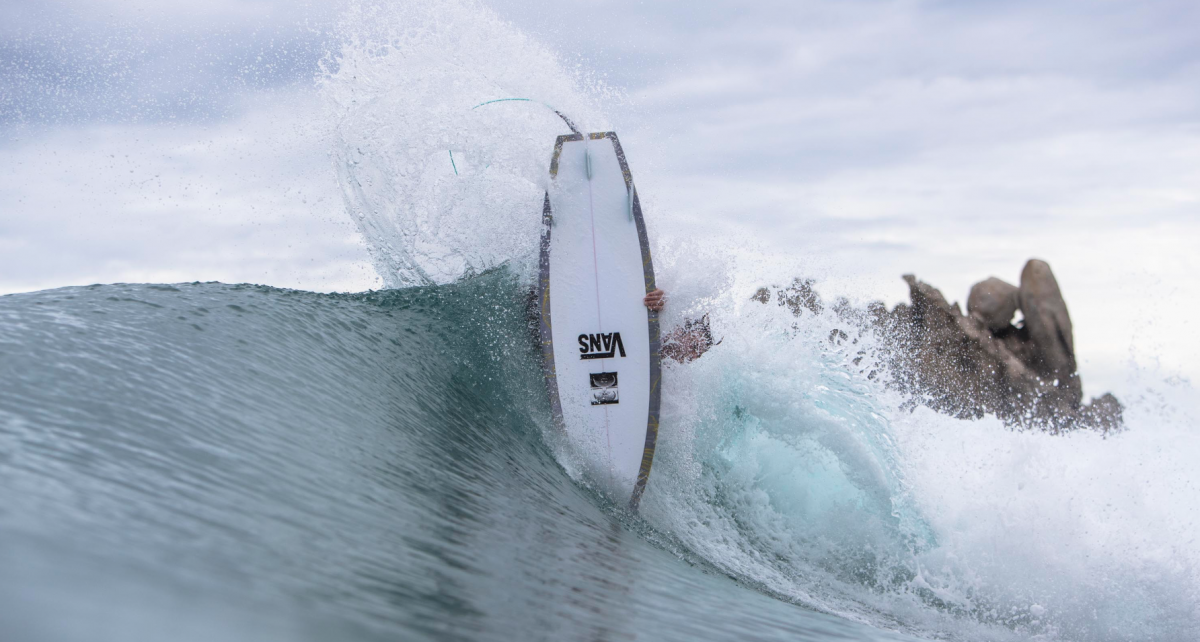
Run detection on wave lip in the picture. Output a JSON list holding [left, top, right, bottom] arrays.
[[319, 0, 610, 289]]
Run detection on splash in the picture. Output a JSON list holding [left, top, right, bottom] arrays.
[[640, 263, 1200, 639], [318, 0, 615, 287]]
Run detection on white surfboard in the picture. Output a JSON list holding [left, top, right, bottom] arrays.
[[536, 132, 661, 510]]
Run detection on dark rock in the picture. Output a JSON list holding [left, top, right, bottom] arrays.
[[1018, 259, 1082, 414], [1077, 392, 1124, 432], [778, 278, 823, 316], [753, 263, 1122, 432], [867, 264, 1118, 431], [877, 274, 1048, 423], [749, 278, 824, 315], [967, 277, 1019, 331], [989, 322, 1037, 367]]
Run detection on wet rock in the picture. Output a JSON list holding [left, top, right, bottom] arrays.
[[1019, 259, 1082, 413], [749, 278, 824, 315], [1077, 392, 1124, 432], [753, 262, 1122, 432], [967, 277, 1019, 332], [869, 262, 1118, 431], [778, 278, 823, 316], [877, 274, 1046, 423]]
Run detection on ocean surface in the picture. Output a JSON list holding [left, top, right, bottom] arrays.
[[2, 271, 1197, 642], [0, 274, 917, 642]]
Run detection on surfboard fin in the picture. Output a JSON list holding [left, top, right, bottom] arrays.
[[585, 148, 594, 180]]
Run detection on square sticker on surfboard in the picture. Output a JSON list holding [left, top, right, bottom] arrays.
[[590, 372, 619, 405]]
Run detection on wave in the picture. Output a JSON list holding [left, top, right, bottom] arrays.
[[0, 275, 917, 642], [643, 288, 1200, 639], [3, 272, 1197, 642]]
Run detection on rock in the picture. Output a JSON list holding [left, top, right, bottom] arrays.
[[967, 277, 1019, 331], [749, 278, 823, 315], [1018, 259, 1082, 414], [872, 271, 1114, 430], [878, 274, 1046, 422], [750, 262, 1121, 432], [778, 278, 823, 316], [1077, 392, 1123, 433]]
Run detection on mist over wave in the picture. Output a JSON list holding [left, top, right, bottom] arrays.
[[642, 287, 1200, 639], [320, 0, 615, 288]]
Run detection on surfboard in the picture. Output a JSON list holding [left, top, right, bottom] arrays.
[[536, 132, 661, 511]]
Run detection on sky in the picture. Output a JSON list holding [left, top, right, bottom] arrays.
[[2, 0, 1198, 397]]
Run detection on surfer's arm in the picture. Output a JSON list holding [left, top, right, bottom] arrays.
[[643, 288, 665, 311]]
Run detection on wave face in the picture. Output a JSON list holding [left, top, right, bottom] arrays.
[[3, 274, 1198, 642], [0, 275, 930, 642]]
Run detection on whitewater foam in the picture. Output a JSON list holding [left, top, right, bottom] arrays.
[[642, 279, 1200, 640]]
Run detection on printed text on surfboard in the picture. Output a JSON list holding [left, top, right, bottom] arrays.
[[578, 332, 626, 360]]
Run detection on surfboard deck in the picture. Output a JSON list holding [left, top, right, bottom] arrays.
[[537, 132, 661, 511]]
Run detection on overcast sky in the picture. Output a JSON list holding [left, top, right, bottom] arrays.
[[2, 0, 1198, 396]]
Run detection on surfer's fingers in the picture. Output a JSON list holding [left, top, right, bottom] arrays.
[[643, 289, 666, 310]]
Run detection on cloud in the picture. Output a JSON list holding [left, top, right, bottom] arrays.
[[0, 0, 343, 126], [0, 88, 378, 295]]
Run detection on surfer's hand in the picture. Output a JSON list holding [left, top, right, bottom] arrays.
[[643, 289, 666, 311]]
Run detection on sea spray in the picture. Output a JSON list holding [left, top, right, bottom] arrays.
[[639, 264, 1200, 639], [318, 0, 616, 288]]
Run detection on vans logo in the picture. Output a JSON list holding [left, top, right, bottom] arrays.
[[578, 332, 626, 360]]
